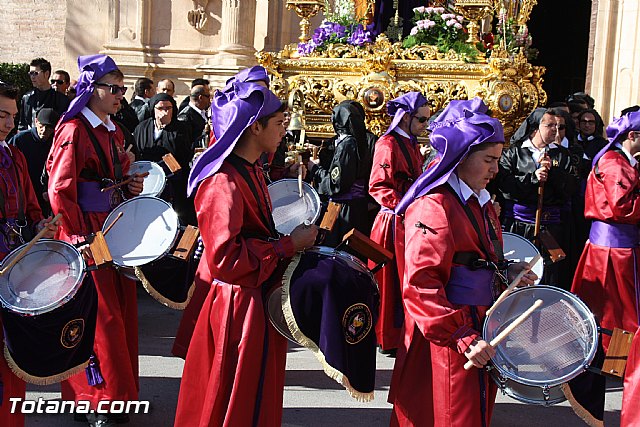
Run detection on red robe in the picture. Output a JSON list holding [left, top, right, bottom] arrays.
[[571, 150, 640, 351], [47, 116, 138, 408], [174, 156, 296, 426], [621, 326, 640, 426], [0, 145, 44, 427], [389, 186, 500, 427], [368, 133, 423, 350]]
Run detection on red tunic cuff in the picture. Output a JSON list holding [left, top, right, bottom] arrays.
[[455, 330, 480, 354], [271, 236, 295, 259]]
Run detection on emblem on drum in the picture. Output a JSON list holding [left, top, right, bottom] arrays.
[[61, 319, 85, 349], [342, 304, 372, 344]]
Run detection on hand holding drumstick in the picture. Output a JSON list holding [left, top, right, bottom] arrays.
[[100, 172, 149, 195]]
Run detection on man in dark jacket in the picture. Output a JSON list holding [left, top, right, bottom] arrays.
[[18, 58, 69, 131], [177, 84, 211, 152]]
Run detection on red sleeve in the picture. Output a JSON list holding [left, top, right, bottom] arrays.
[[195, 173, 295, 288], [598, 152, 640, 221], [369, 136, 404, 209], [47, 122, 89, 239], [403, 194, 479, 353]]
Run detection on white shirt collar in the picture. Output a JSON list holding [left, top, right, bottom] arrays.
[[189, 102, 207, 120], [521, 138, 557, 164], [0, 140, 8, 148], [135, 96, 146, 102], [447, 172, 492, 207], [393, 127, 411, 139], [560, 136, 569, 148], [81, 107, 116, 132], [614, 142, 638, 167]]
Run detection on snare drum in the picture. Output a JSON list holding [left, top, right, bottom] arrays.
[[502, 232, 544, 285], [267, 246, 379, 399], [129, 161, 167, 197], [483, 285, 599, 405], [0, 239, 97, 384], [268, 179, 321, 235]]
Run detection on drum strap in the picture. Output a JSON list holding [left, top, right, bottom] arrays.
[[78, 117, 123, 183], [226, 154, 279, 238], [389, 131, 416, 180]]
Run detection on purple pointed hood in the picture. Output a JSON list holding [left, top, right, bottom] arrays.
[[383, 92, 428, 136], [395, 98, 505, 214], [223, 66, 270, 91], [592, 110, 640, 166], [58, 54, 119, 128], [187, 82, 283, 196]]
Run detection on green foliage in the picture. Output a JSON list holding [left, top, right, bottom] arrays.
[[0, 63, 31, 98]]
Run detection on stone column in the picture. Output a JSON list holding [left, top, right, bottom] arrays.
[[215, 0, 257, 66]]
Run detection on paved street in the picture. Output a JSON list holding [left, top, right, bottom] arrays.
[[24, 285, 622, 426]]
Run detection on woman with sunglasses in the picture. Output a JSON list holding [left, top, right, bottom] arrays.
[[495, 108, 577, 287]]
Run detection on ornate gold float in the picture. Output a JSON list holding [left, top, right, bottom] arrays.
[[258, 0, 545, 141]]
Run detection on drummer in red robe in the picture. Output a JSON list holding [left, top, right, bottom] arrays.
[[0, 83, 58, 427], [388, 98, 537, 426], [174, 82, 317, 425], [171, 66, 306, 360], [368, 92, 428, 353], [46, 55, 144, 427], [568, 111, 640, 426]]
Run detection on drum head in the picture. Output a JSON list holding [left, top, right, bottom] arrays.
[[502, 232, 544, 285], [268, 179, 321, 235], [103, 197, 179, 268], [0, 240, 85, 315], [484, 286, 598, 387], [130, 161, 167, 197]]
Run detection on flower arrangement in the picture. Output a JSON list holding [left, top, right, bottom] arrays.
[[297, 0, 377, 56], [402, 7, 478, 60], [493, 9, 538, 60]]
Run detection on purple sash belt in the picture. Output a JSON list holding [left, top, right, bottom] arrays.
[[445, 266, 495, 306], [77, 182, 118, 213], [330, 179, 367, 202], [589, 220, 639, 248], [503, 201, 561, 224]]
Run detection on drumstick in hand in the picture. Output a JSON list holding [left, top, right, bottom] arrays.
[[486, 253, 541, 317], [100, 172, 150, 193], [464, 299, 543, 370], [0, 213, 62, 276]]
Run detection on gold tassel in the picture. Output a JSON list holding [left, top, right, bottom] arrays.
[[135, 266, 195, 310], [4, 346, 88, 385], [561, 383, 604, 427], [280, 254, 374, 402]]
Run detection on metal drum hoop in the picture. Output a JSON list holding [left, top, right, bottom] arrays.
[[501, 232, 544, 285], [267, 178, 321, 235], [129, 161, 167, 197]]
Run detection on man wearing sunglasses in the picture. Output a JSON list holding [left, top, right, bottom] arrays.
[[50, 69, 72, 99], [18, 58, 69, 132], [495, 108, 577, 286]]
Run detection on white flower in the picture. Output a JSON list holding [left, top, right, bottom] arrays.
[[413, 6, 426, 13], [454, 23, 463, 29], [435, 7, 445, 13], [425, 7, 434, 13], [446, 19, 455, 26], [456, 15, 464, 22], [410, 27, 419, 36]]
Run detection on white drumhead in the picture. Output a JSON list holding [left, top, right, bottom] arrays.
[[129, 161, 166, 197], [502, 232, 543, 285], [484, 285, 598, 387], [0, 240, 85, 315], [268, 179, 321, 235], [103, 197, 179, 268]]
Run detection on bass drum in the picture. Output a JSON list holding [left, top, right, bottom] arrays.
[[483, 285, 599, 405], [502, 232, 544, 285]]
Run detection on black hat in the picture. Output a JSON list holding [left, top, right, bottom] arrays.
[[36, 108, 61, 127]]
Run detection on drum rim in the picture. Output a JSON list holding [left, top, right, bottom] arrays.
[[489, 370, 567, 405], [268, 178, 322, 234], [0, 239, 86, 315], [102, 196, 180, 268], [130, 160, 167, 197], [501, 232, 543, 285], [483, 285, 599, 387]]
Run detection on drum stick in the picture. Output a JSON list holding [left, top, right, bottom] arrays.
[[486, 253, 541, 317], [103, 212, 124, 236], [0, 213, 62, 276], [126, 145, 133, 153], [464, 299, 543, 370], [100, 171, 150, 193], [297, 154, 304, 198]]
